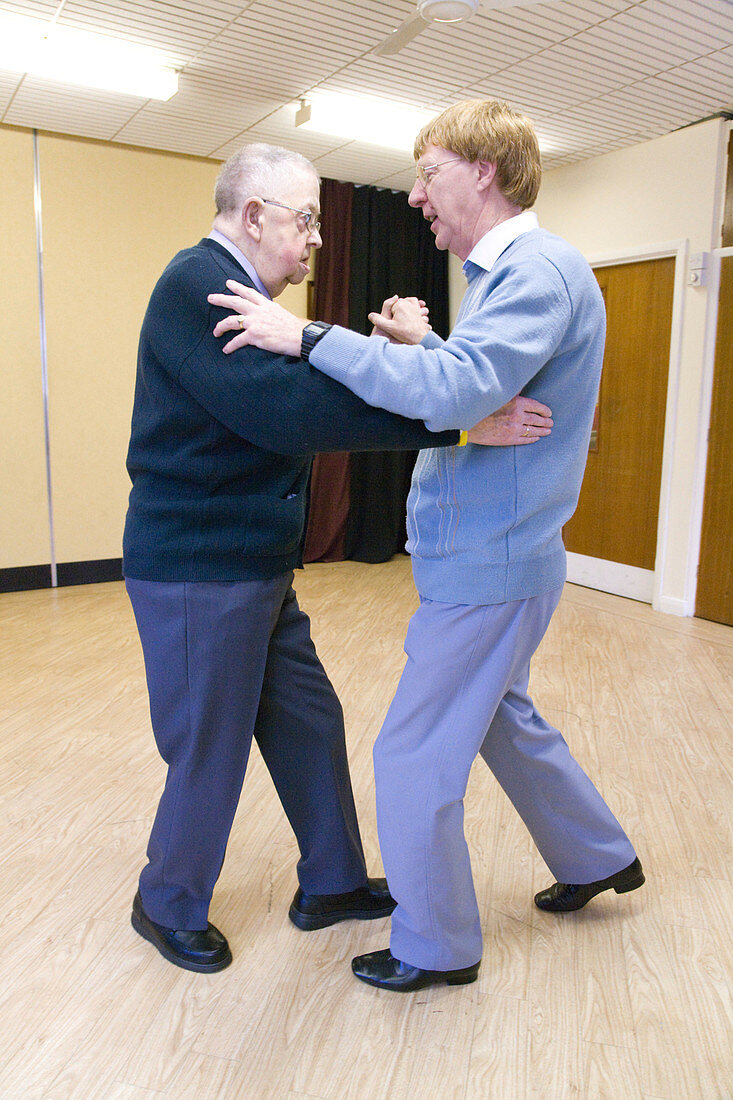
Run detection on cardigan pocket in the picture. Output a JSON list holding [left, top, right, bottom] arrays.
[[201, 491, 306, 560]]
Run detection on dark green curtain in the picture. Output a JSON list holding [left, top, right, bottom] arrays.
[[344, 185, 449, 562]]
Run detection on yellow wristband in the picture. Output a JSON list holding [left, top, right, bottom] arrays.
[[458, 430, 468, 447]]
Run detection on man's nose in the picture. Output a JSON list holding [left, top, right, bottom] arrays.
[[408, 181, 424, 208]]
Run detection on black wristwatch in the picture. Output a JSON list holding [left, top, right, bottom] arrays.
[[300, 321, 332, 362]]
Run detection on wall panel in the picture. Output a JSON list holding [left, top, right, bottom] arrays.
[[38, 136, 222, 563], [0, 128, 49, 571]]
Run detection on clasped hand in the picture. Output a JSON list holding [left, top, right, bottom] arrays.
[[369, 295, 432, 344]]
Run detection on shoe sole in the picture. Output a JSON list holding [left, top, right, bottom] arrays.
[[536, 869, 646, 912], [614, 870, 646, 894], [289, 903, 397, 931], [354, 965, 480, 992], [131, 911, 232, 973]]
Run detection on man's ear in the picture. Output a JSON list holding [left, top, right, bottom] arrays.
[[242, 197, 263, 241], [476, 160, 498, 192]]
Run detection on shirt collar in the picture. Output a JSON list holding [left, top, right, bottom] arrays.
[[208, 228, 271, 299], [464, 210, 539, 277]]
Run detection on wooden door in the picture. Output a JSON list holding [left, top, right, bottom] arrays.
[[563, 257, 676, 572], [695, 255, 733, 625]]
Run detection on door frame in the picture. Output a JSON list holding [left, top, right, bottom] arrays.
[[569, 239, 688, 612], [687, 245, 733, 616]]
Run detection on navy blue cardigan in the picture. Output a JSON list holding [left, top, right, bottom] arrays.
[[123, 238, 457, 581]]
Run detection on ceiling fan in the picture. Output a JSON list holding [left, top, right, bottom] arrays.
[[374, 0, 528, 56]]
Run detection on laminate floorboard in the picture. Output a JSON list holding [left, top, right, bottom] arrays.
[[0, 558, 730, 1099]]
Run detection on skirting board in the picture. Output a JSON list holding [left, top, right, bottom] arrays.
[[566, 552, 654, 603], [0, 558, 123, 594]]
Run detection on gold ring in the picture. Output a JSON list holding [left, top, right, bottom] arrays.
[[236, 314, 246, 330], [523, 425, 530, 436]]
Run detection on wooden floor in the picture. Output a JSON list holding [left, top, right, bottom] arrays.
[[0, 558, 731, 1100]]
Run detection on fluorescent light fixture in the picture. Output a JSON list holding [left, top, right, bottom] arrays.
[[295, 94, 435, 153], [0, 13, 178, 100]]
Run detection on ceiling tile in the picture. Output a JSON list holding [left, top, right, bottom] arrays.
[[4, 76, 143, 138]]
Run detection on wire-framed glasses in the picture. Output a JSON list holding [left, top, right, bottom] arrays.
[[263, 199, 321, 233], [415, 158, 460, 186]]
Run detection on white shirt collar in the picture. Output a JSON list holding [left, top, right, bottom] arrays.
[[207, 228, 271, 299], [464, 210, 539, 276]]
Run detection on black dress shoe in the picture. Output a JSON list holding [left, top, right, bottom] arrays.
[[534, 857, 645, 912], [352, 948, 480, 992], [288, 877, 396, 930], [131, 891, 232, 972]]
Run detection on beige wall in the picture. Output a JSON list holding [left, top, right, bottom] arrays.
[[39, 136, 222, 563], [0, 128, 310, 571]]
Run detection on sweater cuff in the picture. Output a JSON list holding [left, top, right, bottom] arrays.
[[309, 325, 366, 382], [420, 330, 445, 350]]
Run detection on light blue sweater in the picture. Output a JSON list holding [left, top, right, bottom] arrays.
[[311, 227, 605, 604]]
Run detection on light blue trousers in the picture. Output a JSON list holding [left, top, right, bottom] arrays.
[[374, 587, 637, 971]]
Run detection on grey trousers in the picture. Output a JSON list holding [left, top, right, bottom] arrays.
[[127, 573, 367, 930], [374, 586, 637, 971]]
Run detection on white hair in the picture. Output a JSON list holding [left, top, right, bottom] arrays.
[[214, 143, 319, 215]]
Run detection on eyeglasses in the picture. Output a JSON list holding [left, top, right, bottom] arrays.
[[415, 158, 461, 186], [263, 199, 321, 234]]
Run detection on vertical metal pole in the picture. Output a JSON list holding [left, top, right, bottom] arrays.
[[33, 129, 57, 587]]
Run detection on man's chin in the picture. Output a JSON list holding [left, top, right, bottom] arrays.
[[430, 224, 447, 250]]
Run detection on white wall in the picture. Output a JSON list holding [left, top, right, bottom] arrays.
[[538, 117, 729, 615], [450, 117, 729, 614]]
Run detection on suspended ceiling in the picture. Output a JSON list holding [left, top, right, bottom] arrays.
[[0, 0, 731, 190]]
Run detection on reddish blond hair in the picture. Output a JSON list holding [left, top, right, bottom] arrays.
[[415, 99, 541, 209]]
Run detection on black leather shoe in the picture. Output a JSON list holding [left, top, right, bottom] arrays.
[[131, 891, 232, 972], [289, 877, 396, 930], [352, 948, 480, 992], [534, 857, 645, 912]]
